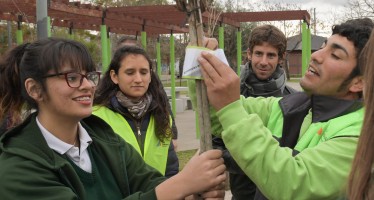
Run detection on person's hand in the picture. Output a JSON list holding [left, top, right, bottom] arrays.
[[154, 149, 226, 199], [203, 37, 218, 50], [179, 149, 226, 195], [184, 183, 226, 200], [184, 194, 201, 200], [199, 182, 226, 200], [197, 51, 240, 111]]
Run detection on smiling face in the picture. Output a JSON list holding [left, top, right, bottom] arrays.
[[248, 42, 281, 80], [34, 66, 96, 122], [300, 34, 361, 99], [110, 54, 151, 100]]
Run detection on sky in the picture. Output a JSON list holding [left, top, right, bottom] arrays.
[[227, 0, 351, 37], [275, 0, 349, 36]]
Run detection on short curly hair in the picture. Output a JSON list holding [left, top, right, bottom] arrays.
[[334, 18, 374, 93], [247, 24, 287, 60]]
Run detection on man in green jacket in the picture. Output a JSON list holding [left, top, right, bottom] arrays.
[[213, 24, 296, 200], [195, 18, 373, 199]]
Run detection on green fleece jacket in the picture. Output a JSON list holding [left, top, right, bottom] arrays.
[[0, 113, 166, 200], [209, 94, 363, 200]]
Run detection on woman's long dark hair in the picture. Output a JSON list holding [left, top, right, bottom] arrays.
[[94, 46, 171, 142]]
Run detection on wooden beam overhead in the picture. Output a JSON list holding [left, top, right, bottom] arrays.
[[0, 0, 311, 36], [49, 1, 102, 18], [222, 10, 311, 25]]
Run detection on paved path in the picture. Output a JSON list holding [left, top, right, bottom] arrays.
[[174, 110, 199, 152], [174, 80, 302, 199]]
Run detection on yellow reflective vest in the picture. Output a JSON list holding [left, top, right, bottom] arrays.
[[93, 106, 171, 175]]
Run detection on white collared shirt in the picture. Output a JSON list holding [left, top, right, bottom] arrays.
[[36, 117, 93, 172]]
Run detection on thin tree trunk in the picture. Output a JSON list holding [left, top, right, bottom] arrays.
[[177, 0, 212, 152]]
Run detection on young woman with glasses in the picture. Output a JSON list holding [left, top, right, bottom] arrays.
[[0, 38, 226, 199]]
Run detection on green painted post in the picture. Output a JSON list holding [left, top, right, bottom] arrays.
[[100, 25, 109, 72], [16, 16, 23, 45], [47, 16, 51, 37], [141, 31, 147, 50], [219, 24, 224, 49], [16, 30, 23, 45], [157, 37, 162, 77], [107, 39, 111, 60], [170, 34, 176, 115], [307, 27, 312, 66], [301, 22, 308, 76], [107, 30, 111, 60], [195, 105, 200, 138], [237, 28, 242, 75]]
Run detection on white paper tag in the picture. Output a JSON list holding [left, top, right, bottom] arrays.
[[182, 46, 229, 79]]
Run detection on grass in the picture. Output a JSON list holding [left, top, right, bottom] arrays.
[[176, 149, 198, 171]]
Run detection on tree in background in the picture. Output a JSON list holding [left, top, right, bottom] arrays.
[[0, 20, 35, 55], [251, 0, 302, 38], [344, 0, 374, 19], [51, 26, 102, 65]]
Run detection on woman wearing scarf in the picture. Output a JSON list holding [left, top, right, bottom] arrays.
[[93, 46, 178, 177]]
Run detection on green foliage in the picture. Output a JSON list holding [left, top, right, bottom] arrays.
[[0, 22, 36, 55], [0, 22, 102, 70], [176, 149, 197, 171], [49, 27, 102, 68]]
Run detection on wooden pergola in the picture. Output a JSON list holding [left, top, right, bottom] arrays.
[[0, 1, 310, 38], [0, 0, 311, 116], [0, 0, 241, 35]]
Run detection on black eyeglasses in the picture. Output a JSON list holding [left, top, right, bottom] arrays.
[[43, 71, 101, 88]]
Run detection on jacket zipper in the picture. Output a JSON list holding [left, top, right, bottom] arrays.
[[136, 124, 141, 146], [134, 118, 145, 156]]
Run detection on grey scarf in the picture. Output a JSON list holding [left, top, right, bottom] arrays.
[[115, 91, 152, 119], [240, 63, 286, 97]]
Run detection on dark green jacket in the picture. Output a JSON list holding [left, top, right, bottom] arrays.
[[0, 113, 166, 200]]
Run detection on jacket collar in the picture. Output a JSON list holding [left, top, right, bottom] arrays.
[[311, 95, 363, 122], [278, 92, 363, 148], [279, 92, 363, 123]]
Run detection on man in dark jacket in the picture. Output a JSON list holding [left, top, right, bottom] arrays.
[[213, 24, 296, 200]]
